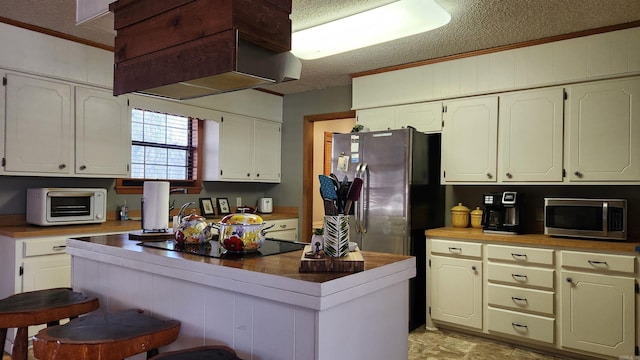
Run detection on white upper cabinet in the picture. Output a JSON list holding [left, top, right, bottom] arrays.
[[441, 96, 498, 182], [356, 102, 442, 133], [356, 107, 395, 131], [75, 86, 130, 177], [203, 113, 281, 183], [498, 87, 564, 182], [566, 77, 640, 182], [3, 73, 73, 174], [2, 71, 130, 178]]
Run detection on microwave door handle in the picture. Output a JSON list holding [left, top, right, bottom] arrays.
[[47, 191, 96, 197], [602, 202, 608, 236]]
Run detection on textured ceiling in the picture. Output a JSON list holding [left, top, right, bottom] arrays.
[[1, 0, 639, 95]]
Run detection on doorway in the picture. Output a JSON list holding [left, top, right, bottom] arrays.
[[302, 111, 356, 241]]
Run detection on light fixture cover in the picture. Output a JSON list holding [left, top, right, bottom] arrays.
[[292, 0, 451, 60]]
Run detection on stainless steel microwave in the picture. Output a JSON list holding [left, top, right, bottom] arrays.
[[544, 198, 627, 241], [26, 188, 107, 226]]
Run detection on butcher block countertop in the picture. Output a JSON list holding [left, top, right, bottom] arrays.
[[0, 207, 298, 238], [425, 227, 640, 253], [68, 233, 412, 284]]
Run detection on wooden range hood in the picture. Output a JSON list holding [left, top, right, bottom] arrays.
[[110, 0, 301, 100]]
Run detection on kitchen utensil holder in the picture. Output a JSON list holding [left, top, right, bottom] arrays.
[[323, 215, 350, 257]]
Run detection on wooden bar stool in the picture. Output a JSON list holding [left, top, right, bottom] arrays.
[[0, 287, 99, 360], [33, 308, 180, 360], [149, 346, 241, 360]]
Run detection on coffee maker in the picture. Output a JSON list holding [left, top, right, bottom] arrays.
[[481, 191, 522, 234]]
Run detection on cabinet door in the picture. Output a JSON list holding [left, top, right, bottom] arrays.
[[21, 255, 71, 293], [75, 86, 130, 177], [442, 96, 498, 182], [567, 77, 640, 181], [356, 107, 395, 131], [499, 88, 564, 182], [396, 102, 442, 133], [219, 114, 254, 180], [253, 119, 281, 182], [560, 270, 635, 357], [4, 73, 72, 174], [430, 255, 483, 329]]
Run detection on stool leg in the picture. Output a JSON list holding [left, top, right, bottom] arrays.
[[11, 327, 28, 360], [147, 349, 159, 359], [0, 328, 6, 350]]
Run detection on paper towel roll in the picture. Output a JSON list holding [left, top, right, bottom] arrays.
[[142, 181, 169, 232]]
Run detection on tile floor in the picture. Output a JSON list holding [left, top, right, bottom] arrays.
[[3, 327, 574, 360], [408, 327, 573, 360]]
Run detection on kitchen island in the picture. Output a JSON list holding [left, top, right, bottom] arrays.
[[66, 234, 415, 360]]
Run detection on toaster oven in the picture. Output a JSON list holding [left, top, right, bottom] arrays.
[[26, 188, 107, 226]]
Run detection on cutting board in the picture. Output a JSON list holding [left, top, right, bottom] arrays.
[[299, 245, 364, 273]]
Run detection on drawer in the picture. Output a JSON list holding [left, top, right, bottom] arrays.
[[488, 307, 555, 344], [264, 218, 298, 230], [488, 283, 554, 315], [487, 263, 555, 289], [430, 239, 482, 258], [487, 244, 554, 266], [23, 237, 69, 257], [561, 250, 635, 274]]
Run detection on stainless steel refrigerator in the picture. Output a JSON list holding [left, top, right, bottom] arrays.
[[331, 128, 444, 331]]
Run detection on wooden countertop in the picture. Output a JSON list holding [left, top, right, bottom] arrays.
[[425, 227, 640, 253], [0, 208, 299, 238], [68, 233, 412, 284]]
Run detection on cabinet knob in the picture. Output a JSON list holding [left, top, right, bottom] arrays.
[[486, 173, 493, 179], [247, 173, 251, 177], [566, 277, 573, 283], [471, 265, 477, 271], [256, 173, 260, 177], [59, 164, 66, 169], [574, 171, 583, 178], [79, 165, 86, 170], [506, 173, 512, 179]]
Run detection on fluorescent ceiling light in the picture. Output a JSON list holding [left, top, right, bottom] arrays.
[[291, 0, 451, 60]]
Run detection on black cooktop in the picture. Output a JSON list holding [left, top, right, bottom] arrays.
[[138, 238, 306, 260]]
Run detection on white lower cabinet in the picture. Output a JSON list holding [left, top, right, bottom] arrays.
[[560, 250, 636, 358], [427, 237, 639, 359], [486, 244, 556, 345], [429, 239, 483, 329], [263, 218, 298, 242]]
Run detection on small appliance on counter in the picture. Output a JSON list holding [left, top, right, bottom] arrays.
[[257, 197, 273, 214], [26, 188, 107, 226], [481, 191, 522, 234], [544, 197, 627, 240]]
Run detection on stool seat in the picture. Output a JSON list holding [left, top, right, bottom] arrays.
[[33, 309, 180, 360], [0, 287, 99, 360], [150, 346, 241, 360]]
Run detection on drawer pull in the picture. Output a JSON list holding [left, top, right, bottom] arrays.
[[587, 260, 608, 267], [512, 274, 528, 281], [448, 247, 462, 253], [511, 296, 528, 303], [512, 323, 528, 330], [52, 245, 67, 251], [511, 253, 527, 259], [279, 225, 287, 228]]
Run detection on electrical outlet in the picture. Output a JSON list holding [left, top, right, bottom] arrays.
[[236, 197, 242, 207]]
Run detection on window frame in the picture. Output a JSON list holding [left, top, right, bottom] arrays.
[[116, 110, 203, 195]]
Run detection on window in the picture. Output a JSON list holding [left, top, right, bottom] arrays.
[[116, 108, 203, 194]]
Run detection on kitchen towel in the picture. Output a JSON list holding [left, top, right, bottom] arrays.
[[142, 181, 169, 232]]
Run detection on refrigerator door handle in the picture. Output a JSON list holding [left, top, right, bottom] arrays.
[[354, 163, 363, 234], [359, 163, 369, 234]]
